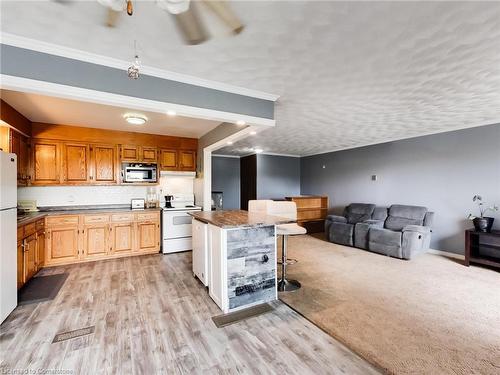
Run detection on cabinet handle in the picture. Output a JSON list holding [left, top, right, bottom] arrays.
[[89, 176, 93, 180]]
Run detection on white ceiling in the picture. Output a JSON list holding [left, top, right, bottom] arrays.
[[1, 1, 500, 156], [0, 90, 221, 138]]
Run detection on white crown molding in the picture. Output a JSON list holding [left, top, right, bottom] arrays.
[[0, 32, 280, 102], [212, 154, 241, 159], [301, 122, 500, 157], [0, 74, 276, 128], [260, 152, 301, 158]]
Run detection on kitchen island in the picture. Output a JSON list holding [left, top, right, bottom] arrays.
[[189, 210, 294, 313]]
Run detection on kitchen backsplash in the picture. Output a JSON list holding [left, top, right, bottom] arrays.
[[18, 176, 195, 207]]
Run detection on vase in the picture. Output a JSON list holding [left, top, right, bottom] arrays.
[[473, 217, 495, 232]]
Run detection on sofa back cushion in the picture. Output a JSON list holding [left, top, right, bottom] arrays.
[[385, 205, 428, 231], [345, 203, 376, 224], [373, 206, 388, 221]]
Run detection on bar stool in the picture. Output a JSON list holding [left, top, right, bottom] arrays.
[[248, 200, 307, 292]]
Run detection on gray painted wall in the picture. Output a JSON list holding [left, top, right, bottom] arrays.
[[300, 124, 500, 254], [212, 156, 241, 209], [0, 44, 274, 119], [257, 154, 301, 200]]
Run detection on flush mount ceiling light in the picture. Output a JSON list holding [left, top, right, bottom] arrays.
[[226, 141, 233, 145], [249, 131, 257, 135], [124, 113, 147, 125], [166, 110, 177, 116], [254, 148, 263, 154], [236, 120, 246, 126]]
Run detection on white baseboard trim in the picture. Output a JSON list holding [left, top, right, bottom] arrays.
[[428, 249, 465, 260]]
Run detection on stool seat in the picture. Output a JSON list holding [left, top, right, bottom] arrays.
[[276, 223, 307, 236]]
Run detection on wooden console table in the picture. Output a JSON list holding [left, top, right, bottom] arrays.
[[465, 229, 500, 269], [285, 195, 328, 233]]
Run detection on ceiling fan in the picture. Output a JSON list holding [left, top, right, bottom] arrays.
[[97, 0, 244, 45]]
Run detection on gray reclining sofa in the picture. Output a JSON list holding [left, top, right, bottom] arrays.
[[325, 203, 434, 260]]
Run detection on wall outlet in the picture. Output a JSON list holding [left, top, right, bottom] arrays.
[[371, 175, 377, 181]]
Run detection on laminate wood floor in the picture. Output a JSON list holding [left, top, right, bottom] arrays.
[[0, 252, 380, 375]]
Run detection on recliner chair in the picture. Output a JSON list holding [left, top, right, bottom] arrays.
[[325, 203, 377, 245], [367, 205, 434, 260]]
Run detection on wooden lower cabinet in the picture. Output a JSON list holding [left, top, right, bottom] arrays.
[[111, 222, 135, 255], [17, 241, 24, 289], [36, 229, 45, 269], [23, 233, 37, 282], [83, 224, 110, 260], [137, 220, 160, 252], [46, 226, 80, 266]]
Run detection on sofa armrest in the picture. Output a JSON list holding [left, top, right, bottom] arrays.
[[326, 215, 347, 223], [403, 225, 431, 234]]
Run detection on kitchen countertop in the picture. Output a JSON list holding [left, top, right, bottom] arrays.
[[17, 205, 161, 226], [189, 210, 294, 229]]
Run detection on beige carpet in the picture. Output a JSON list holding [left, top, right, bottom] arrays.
[[279, 234, 500, 375]]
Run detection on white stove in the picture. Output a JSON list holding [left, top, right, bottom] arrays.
[[162, 194, 201, 254]]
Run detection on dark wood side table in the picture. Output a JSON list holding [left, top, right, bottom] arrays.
[[465, 229, 500, 269]]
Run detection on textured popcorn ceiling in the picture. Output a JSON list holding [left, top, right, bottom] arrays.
[[1, 1, 500, 156]]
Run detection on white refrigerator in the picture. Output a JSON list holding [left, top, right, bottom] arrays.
[[0, 151, 17, 323]]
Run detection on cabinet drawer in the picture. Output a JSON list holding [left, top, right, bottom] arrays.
[[136, 212, 159, 221], [84, 214, 110, 224], [111, 213, 135, 222], [46, 215, 79, 226], [24, 222, 36, 237], [35, 219, 45, 231]]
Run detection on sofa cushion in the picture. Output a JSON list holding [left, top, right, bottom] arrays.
[[346, 203, 376, 224], [385, 205, 428, 231], [354, 220, 384, 249], [330, 222, 354, 246]]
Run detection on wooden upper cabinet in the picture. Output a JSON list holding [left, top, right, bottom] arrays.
[[91, 144, 117, 183], [62, 143, 90, 183], [141, 147, 157, 163], [10, 130, 30, 185], [179, 150, 196, 171], [32, 140, 60, 185], [159, 149, 178, 170], [120, 145, 140, 162]]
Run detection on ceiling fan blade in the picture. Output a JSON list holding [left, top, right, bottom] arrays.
[[202, 0, 244, 34], [172, 5, 209, 45]]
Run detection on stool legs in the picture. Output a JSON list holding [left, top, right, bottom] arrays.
[[278, 234, 301, 292]]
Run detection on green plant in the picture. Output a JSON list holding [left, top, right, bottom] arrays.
[[468, 195, 499, 220]]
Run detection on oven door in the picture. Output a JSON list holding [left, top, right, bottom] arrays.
[[163, 211, 193, 239]]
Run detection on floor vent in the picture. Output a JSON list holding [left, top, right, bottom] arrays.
[[212, 303, 274, 328], [52, 326, 95, 343]]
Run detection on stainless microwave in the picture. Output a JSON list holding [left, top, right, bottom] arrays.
[[122, 163, 157, 183]]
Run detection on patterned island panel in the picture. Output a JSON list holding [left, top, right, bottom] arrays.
[[226, 225, 277, 310]]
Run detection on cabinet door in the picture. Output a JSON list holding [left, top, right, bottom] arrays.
[[62, 143, 90, 183], [83, 225, 109, 260], [32, 141, 60, 185], [17, 241, 24, 289], [24, 234, 37, 282], [36, 230, 45, 270], [179, 150, 196, 171], [137, 221, 160, 252], [159, 149, 178, 170], [141, 147, 157, 163], [46, 227, 80, 265], [10, 131, 30, 185], [111, 222, 135, 255], [91, 144, 117, 183], [120, 145, 140, 162]]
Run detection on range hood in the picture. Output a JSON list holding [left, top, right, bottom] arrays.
[[160, 171, 196, 178]]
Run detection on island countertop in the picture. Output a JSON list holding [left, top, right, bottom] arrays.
[[189, 210, 294, 229]]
